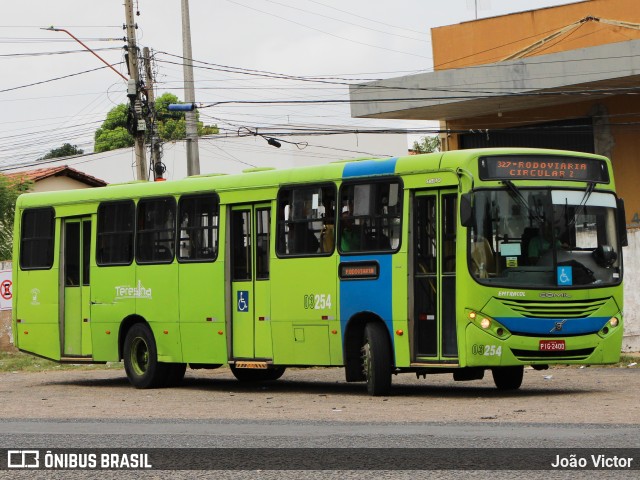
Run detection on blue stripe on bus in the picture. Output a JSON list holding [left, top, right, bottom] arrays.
[[342, 158, 398, 178], [496, 317, 609, 336], [339, 255, 393, 345]]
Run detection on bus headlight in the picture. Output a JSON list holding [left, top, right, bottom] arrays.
[[466, 309, 511, 339], [609, 317, 619, 328]]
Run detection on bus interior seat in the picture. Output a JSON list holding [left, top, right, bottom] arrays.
[[470, 238, 494, 277], [320, 224, 334, 252]]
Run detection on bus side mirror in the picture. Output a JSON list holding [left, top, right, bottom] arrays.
[[617, 198, 628, 247], [460, 193, 473, 227]]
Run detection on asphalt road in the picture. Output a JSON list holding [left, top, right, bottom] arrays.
[[0, 365, 638, 478]]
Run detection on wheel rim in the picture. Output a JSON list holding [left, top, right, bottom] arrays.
[[130, 337, 149, 376]]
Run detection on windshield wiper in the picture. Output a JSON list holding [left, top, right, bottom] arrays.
[[569, 182, 596, 227], [503, 180, 545, 224]]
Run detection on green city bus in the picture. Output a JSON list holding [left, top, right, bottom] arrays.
[[12, 148, 627, 395]]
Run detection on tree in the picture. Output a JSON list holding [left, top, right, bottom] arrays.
[[412, 135, 441, 154], [0, 175, 32, 260], [39, 143, 84, 160], [94, 93, 218, 152]]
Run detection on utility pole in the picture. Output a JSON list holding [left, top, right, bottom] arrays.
[[124, 0, 148, 181], [143, 47, 164, 181], [181, 0, 200, 176]]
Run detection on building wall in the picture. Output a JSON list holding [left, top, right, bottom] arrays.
[[29, 176, 93, 193], [432, 0, 640, 70], [441, 94, 640, 226], [623, 229, 640, 351]]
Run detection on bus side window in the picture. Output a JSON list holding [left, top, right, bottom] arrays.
[[276, 184, 336, 256], [338, 179, 402, 254], [20, 207, 55, 270], [97, 201, 135, 266], [178, 194, 219, 262], [136, 197, 176, 264]]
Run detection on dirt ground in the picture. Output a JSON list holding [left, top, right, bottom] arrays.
[[1, 363, 639, 424]]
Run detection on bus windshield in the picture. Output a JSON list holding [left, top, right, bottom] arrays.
[[469, 188, 621, 288]]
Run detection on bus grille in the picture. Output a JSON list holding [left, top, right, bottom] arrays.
[[497, 298, 608, 319], [511, 347, 595, 361]]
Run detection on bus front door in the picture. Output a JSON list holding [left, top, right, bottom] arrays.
[[62, 218, 92, 358], [411, 191, 458, 362], [230, 204, 272, 360]]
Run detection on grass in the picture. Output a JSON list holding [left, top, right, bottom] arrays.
[[0, 351, 121, 373], [0, 350, 637, 373]]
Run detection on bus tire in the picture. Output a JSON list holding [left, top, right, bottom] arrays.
[[361, 323, 392, 396], [164, 363, 187, 387], [491, 366, 524, 390], [123, 323, 167, 389], [230, 366, 286, 382]]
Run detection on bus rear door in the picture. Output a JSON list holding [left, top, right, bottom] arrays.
[[62, 217, 92, 358], [411, 191, 458, 363], [229, 204, 272, 360]]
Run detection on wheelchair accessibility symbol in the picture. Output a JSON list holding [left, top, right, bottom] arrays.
[[237, 291, 249, 312], [557, 266, 573, 286]]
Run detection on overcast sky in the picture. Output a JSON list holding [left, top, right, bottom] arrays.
[[0, 0, 580, 169]]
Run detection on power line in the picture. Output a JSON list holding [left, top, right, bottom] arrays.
[[304, 0, 428, 36], [261, 0, 429, 43], [224, 0, 432, 60], [0, 63, 125, 94], [0, 47, 122, 58]]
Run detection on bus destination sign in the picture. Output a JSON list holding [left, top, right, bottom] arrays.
[[479, 155, 609, 183]]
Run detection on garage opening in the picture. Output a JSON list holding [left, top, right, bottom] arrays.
[[459, 117, 594, 153]]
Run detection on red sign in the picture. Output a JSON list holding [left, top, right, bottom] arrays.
[[1, 279, 11, 300]]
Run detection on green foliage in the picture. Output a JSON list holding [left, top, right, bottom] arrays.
[[94, 104, 134, 153], [94, 127, 134, 153], [39, 143, 84, 160], [0, 351, 120, 372], [0, 175, 32, 261], [93, 93, 218, 152], [412, 135, 441, 154]]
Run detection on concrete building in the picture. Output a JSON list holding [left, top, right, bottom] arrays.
[[350, 0, 640, 350]]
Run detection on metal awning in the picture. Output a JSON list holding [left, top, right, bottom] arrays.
[[349, 39, 640, 121]]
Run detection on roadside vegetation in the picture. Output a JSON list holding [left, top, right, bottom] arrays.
[[0, 351, 120, 372]]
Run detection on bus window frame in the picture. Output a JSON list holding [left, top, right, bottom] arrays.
[[176, 192, 220, 264], [275, 182, 337, 259], [337, 177, 403, 255], [19, 206, 55, 271], [135, 196, 177, 265], [96, 200, 135, 267]]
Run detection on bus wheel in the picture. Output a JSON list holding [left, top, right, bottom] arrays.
[[361, 323, 392, 396], [164, 363, 187, 387], [123, 323, 167, 389], [491, 366, 524, 390], [230, 366, 286, 382]]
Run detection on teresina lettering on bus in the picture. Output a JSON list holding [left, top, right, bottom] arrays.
[[114, 280, 152, 300]]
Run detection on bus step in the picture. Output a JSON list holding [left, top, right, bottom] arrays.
[[60, 356, 95, 364], [233, 361, 269, 369]]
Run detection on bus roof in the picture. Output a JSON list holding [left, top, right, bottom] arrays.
[[15, 148, 612, 209]]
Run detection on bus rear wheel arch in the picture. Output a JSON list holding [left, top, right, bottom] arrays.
[[123, 322, 168, 389]]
